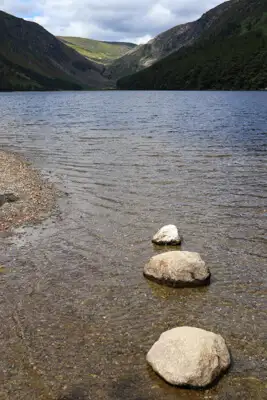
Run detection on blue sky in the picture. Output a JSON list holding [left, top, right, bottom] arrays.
[[1, 0, 224, 43]]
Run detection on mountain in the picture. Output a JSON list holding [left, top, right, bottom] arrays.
[[105, 0, 234, 80], [117, 0, 267, 90], [0, 10, 110, 91], [58, 37, 136, 65]]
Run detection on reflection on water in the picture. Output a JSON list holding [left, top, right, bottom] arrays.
[[0, 91, 267, 400]]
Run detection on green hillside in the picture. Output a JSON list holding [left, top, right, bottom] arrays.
[[58, 37, 136, 64], [117, 0, 267, 90], [0, 11, 109, 91]]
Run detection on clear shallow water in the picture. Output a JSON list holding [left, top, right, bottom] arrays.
[[0, 91, 267, 400]]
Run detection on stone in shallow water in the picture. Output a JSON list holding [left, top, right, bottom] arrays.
[[144, 251, 210, 287], [0, 193, 19, 207], [5, 193, 19, 202], [152, 225, 181, 245], [0, 195, 6, 207], [147, 326, 231, 388]]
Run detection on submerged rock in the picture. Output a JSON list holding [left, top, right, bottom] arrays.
[[5, 193, 19, 202], [152, 225, 181, 245], [144, 251, 210, 287], [147, 326, 231, 388], [0, 193, 19, 207]]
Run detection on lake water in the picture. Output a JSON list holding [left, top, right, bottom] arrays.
[[0, 91, 267, 400]]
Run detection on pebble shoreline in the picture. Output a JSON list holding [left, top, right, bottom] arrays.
[[0, 150, 57, 231]]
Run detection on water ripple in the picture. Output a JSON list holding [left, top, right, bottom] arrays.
[[0, 91, 267, 400]]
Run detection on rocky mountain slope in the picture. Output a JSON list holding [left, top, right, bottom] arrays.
[[0, 11, 110, 91], [58, 36, 136, 65], [106, 0, 235, 80], [117, 0, 267, 90]]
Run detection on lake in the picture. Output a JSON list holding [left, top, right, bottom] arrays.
[[0, 91, 267, 400]]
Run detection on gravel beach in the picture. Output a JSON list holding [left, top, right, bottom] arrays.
[[0, 150, 57, 231]]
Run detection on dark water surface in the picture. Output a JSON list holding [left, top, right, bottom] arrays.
[[0, 91, 267, 400]]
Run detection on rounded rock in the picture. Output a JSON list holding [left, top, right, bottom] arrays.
[[144, 251, 210, 287], [152, 225, 181, 245], [147, 326, 231, 388]]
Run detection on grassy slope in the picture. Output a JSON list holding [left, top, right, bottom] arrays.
[[117, 0, 267, 90], [0, 53, 82, 91], [58, 37, 136, 64], [0, 11, 109, 91]]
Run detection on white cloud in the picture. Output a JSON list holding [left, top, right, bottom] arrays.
[[0, 0, 225, 43], [135, 35, 153, 45], [148, 4, 175, 27]]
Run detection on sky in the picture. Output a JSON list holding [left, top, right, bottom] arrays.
[[0, 0, 225, 44]]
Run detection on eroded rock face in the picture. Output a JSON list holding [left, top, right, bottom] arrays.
[[147, 326, 231, 388], [152, 225, 181, 245], [144, 251, 210, 287]]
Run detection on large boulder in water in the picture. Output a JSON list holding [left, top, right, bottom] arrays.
[[144, 251, 210, 287], [147, 326, 231, 388], [152, 225, 181, 245]]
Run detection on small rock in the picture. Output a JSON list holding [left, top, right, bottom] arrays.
[[0, 193, 19, 207], [5, 193, 19, 203], [152, 225, 181, 245], [147, 326, 231, 388], [144, 251, 210, 287], [0, 195, 6, 207]]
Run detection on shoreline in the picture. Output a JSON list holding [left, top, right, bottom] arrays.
[[0, 150, 57, 232]]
